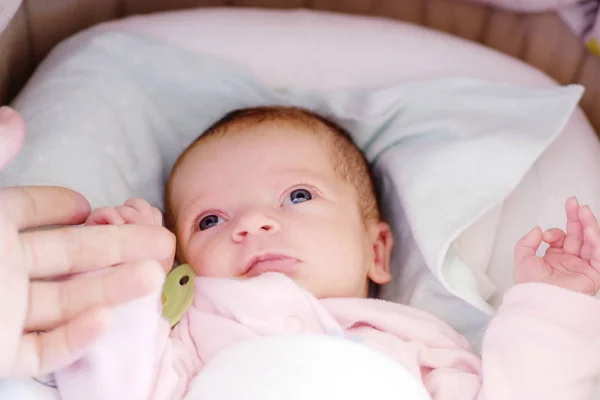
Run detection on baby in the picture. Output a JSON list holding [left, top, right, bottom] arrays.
[[57, 107, 600, 399]]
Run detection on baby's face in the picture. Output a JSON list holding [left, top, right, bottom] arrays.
[[169, 123, 392, 298]]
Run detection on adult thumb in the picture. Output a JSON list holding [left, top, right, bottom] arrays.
[[0, 106, 25, 171]]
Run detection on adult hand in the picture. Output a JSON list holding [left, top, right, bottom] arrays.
[[0, 106, 175, 377]]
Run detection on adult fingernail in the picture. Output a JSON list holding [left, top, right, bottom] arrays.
[[0, 106, 15, 123]]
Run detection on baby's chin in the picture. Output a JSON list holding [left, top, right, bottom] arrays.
[[238, 272, 315, 294], [186, 265, 368, 299], [287, 276, 369, 299]]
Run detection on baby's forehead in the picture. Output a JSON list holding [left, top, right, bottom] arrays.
[[169, 137, 343, 219], [169, 118, 341, 186], [188, 121, 332, 159]]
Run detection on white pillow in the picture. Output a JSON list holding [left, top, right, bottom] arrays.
[[2, 9, 598, 350], [99, 8, 576, 89], [102, 7, 600, 311]]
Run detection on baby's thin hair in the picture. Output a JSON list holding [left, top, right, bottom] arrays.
[[166, 106, 380, 228]]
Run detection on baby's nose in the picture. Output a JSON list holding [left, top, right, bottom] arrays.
[[232, 212, 280, 241]]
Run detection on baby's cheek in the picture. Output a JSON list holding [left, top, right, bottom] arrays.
[[307, 226, 367, 298], [332, 223, 368, 263], [186, 237, 232, 277], [187, 249, 215, 276], [312, 219, 362, 259]]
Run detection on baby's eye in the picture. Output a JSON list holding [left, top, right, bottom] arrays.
[[284, 188, 313, 205], [198, 214, 224, 231]]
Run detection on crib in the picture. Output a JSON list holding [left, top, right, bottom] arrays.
[[1, 0, 599, 134], [1, 1, 600, 399]]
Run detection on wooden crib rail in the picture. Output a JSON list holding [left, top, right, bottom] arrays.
[[1, 0, 599, 133]]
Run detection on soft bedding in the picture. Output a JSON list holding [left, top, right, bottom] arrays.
[[1, 26, 584, 341], [103, 7, 600, 312]]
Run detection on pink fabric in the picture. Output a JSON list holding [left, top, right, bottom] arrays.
[[55, 273, 600, 399]]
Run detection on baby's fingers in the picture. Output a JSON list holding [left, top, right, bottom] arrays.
[[581, 206, 600, 261], [115, 206, 145, 224], [124, 198, 152, 215], [564, 197, 583, 256], [123, 199, 160, 225], [584, 227, 600, 272], [85, 208, 124, 226], [514, 226, 543, 265], [543, 228, 565, 253]]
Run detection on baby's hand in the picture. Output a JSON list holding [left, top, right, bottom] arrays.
[[514, 197, 600, 296], [86, 199, 173, 271], [85, 198, 163, 227]]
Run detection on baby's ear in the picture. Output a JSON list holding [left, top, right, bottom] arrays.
[[366, 221, 394, 285]]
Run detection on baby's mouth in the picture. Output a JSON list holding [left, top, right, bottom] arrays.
[[244, 253, 299, 278]]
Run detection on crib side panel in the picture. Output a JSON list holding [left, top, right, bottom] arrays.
[[579, 53, 600, 133], [0, 5, 33, 105], [123, 0, 229, 15], [26, 0, 123, 64], [0, 0, 598, 135]]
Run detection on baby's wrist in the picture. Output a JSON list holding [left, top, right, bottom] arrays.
[[502, 282, 600, 336]]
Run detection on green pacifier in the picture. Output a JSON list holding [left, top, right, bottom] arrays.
[[162, 263, 196, 327]]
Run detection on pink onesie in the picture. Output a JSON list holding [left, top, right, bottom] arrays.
[[55, 272, 600, 399]]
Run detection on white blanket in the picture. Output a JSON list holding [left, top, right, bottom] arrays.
[[0, 335, 432, 400], [185, 335, 431, 400]]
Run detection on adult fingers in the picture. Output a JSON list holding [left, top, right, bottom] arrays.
[[564, 196, 583, 255], [22, 224, 175, 279], [25, 260, 165, 332], [0, 186, 90, 231], [0, 242, 28, 377], [0, 106, 25, 170], [10, 308, 112, 377]]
